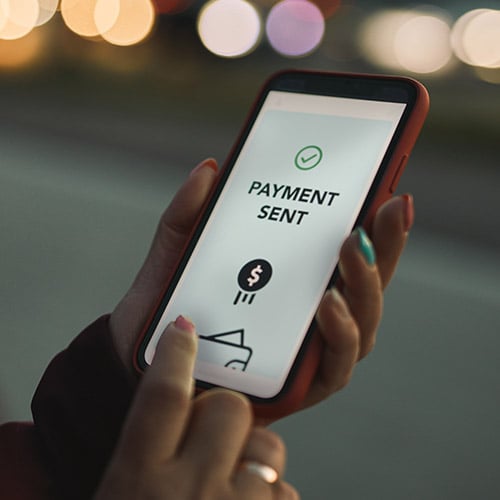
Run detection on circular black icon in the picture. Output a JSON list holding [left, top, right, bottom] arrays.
[[237, 259, 273, 292]]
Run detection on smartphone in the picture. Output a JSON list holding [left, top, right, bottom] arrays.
[[135, 70, 429, 418]]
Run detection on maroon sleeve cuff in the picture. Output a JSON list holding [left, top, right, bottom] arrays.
[[31, 315, 135, 500]]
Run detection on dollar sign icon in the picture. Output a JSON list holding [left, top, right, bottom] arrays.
[[247, 265, 263, 288], [237, 259, 273, 293]]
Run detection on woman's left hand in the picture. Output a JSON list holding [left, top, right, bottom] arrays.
[[300, 193, 413, 410]]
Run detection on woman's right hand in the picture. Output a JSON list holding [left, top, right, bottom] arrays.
[[94, 316, 299, 500]]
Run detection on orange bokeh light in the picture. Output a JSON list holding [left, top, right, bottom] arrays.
[[0, 26, 43, 67], [0, 0, 39, 40], [96, 0, 156, 46], [60, 0, 101, 37]]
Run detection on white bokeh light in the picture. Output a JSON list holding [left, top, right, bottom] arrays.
[[462, 9, 500, 68], [451, 9, 492, 66], [197, 0, 262, 58], [394, 15, 452, 74], [360, 10, 415, 71], [360, 8, 453, 74]]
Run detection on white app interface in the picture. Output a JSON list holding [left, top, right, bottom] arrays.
[[145, 91, 406, 398]]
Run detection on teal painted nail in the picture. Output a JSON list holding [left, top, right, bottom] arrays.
[[356, 227, 376, 266]]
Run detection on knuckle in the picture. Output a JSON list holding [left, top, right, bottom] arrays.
[[199, 389, 252, 417], [188, 478, 228, 500], [333, 370, 354, 393], [359, 331, 377, 360], [365, 336, 377, 355], [168, 327, 197, 355], [142, 378, 191, 409], [273, 480, 301, 500], [252, 427, 286, 458]]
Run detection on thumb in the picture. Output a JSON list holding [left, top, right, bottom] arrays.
[[110, 158, 218, 368], [136, 158, 219, 293]]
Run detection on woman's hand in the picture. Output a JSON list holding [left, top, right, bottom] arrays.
[[301, 193, 413, 410], [95, 316, 298, 500], [109, 158, 413, 417]]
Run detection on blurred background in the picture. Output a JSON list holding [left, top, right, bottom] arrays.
[[1, 1, 499, 498]]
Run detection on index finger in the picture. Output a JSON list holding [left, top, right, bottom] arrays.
[[116, 316, 197, 463]]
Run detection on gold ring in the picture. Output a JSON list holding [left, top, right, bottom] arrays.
[[241, 460, 279, 484]]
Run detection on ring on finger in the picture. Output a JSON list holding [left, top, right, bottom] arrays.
[[240, 460, 279, 484]]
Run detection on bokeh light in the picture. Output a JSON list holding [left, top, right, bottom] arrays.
[[0, 27, 43, 67], [461, 9, 500, 68], [95, 0, 156, 46], [266, 0, 325, 57], [0, 0, 498, 80], [36, 0, 59, 26], [451, 9, 492, 66], [197, 0, 262, 58], [360, 10, 414, 71], [94, 0, 121, 35], [61, 0, 101, 38], [394, 15, 452, 74], [360, 8, 453, 74], [0, 5, 6, 34], [474, 66, 500, 84], [0, 0, 39, 40]]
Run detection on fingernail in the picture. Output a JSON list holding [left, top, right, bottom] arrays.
[[355, 227, 376, 266], [401, 194, 414, 232], [189, 158, 218, 178], [174, 315, 196, 334]]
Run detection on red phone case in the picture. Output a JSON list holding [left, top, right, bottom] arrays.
[[134, 70, 429, 420]]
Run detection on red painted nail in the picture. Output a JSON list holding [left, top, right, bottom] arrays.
[[190, 158, 218, 177]]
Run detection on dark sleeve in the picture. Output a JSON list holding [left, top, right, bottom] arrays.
[[0, 422, 54, 500], [31, 315, 136, 500]]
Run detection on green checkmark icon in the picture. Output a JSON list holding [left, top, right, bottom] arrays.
[[295, 145, 323, 170]]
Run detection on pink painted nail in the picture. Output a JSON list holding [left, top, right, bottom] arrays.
[[174, 315, 195, 333]]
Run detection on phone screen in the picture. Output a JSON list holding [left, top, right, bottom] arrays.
[[142, 88, 407, 399]]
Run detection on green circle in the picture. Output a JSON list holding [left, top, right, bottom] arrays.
[[294, 145, 323, 170]]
